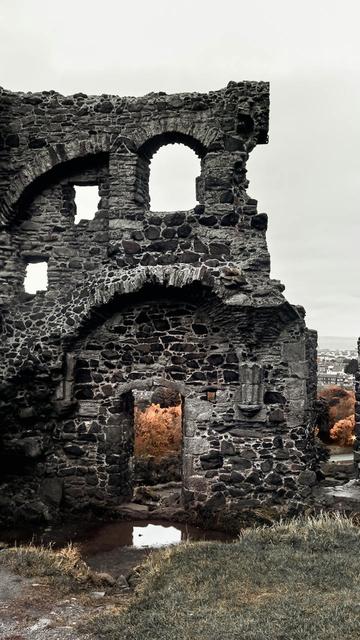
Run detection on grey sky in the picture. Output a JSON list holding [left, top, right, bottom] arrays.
[[1, 0, 359, 336]]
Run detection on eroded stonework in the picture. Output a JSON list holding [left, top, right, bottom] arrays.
[[0, 82, 319, 526]]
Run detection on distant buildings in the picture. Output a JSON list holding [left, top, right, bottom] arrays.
[[317, 348, 357, 389]]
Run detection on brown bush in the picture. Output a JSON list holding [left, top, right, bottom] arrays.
[[318, 386, 355, 426], [330, 415, 355, 447], [134, 403, 182, 459]]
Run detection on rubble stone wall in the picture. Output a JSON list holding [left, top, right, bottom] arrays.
[[0, 82, 319, 526], [355, 337, 360, 477]]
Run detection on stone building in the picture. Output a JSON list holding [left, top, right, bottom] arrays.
[[356, 339, 360, 478], [0, 82, 318, 526]]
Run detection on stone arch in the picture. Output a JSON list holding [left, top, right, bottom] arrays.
[[134, 120, 220, 157], [67, 275, 219, 405], [105, 376, 188, 399], [62, 264, 216, 347], [68, 278, 221, 504], [140, 133, 204, 212], [0, 134, 111, 227], [138, 131, 208, 161], [3, 265, 217, 381], [134, 127, 218, 210]]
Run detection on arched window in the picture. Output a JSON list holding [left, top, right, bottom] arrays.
[[136, 133, 206, 212], [149, 143, 201, 211]]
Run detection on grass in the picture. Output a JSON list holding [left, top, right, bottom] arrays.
[[0, 542, 103, 591], [85, 513, 360, 640]]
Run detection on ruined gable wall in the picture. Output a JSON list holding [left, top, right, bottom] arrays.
[[0, 83, 319, 526]]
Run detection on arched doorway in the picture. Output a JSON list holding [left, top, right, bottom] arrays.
[[71, 283, 219, 511]]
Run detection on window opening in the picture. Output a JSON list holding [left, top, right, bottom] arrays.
[[133, 386, 182, 487], [74, 185, 100, 224], [206, 389, 217, 403], [24, 262, 48, 294], [149, 143, 200, 211]]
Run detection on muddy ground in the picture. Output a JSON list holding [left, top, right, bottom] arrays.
[[0, 564, 132, 640]]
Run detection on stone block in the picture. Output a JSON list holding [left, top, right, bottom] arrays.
[[298, 470, 317, 486], [186, 475, 208, 493], [282, 341, 305, 363], [78, 401, 99, 417], [183, 436, 209, 455], [39, 478, 63, 506]]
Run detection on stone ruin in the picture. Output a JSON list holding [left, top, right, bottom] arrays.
[[0, 81, 320, 528]]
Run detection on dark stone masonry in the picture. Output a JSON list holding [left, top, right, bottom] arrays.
[[0, 81, 320, 527]]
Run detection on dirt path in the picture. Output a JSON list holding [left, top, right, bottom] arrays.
[[0, 567, 129, 640]]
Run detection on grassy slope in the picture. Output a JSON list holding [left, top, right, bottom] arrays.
[[91, 514, 360, 640]]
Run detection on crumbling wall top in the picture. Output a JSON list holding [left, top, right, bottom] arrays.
[[0, 82, 269, 226]]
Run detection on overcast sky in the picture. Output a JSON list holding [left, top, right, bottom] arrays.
[[1, 0, 359, 337]]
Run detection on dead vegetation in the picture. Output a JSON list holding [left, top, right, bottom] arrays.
[[134, 403, 182, 459], [317, 386, 355, 446], [0, 542, 113, 593]]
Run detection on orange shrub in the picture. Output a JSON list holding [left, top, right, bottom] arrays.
[[134, 403, 182, 459], [318, 386, 355, 426], [330, 415, 355, 447]]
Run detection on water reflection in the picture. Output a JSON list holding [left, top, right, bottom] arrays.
[[78, 520, 231, 556], [133, 524, 181, 547], [0, 519, 232, 553]]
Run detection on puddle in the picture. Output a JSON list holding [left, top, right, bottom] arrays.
[[81, 519, 232, 553], [121, 522, 181, 548], [0, 518, 234, 579], [0, 518, 232, 551]]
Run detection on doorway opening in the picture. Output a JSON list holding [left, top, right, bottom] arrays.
[[116, 386, 184, 518], [133, 386, 182, 485], [315, 338, 358, 486]]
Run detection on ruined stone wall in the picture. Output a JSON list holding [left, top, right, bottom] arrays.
[[0, 82, 319, 526], [355, 337, 360, 477]]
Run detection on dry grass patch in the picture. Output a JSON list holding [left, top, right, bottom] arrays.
[[0, 543, 98, 592], [85, 513, 360, 640]]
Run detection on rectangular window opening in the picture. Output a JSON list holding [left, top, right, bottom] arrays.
[[74, 185, 100, 224], [24, 262, 48, 294]]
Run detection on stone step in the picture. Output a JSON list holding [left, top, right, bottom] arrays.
[[315, 481, 360, 512]]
